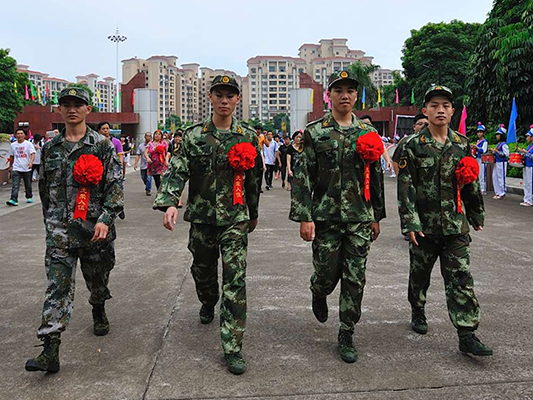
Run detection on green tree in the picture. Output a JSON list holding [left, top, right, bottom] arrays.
[[382, 72, 413, 107], [402, 20, 481, 110], [0, 48, 30, 132], [272, 112, 289, 132], [347, 62, 380, 110], [466, 0, 533, 138]]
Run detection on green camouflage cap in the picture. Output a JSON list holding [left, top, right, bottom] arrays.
[[327, 70, 359, 90], [210, 75, 240, 94], [424, 85, 454, 104], [58, 87, 90, 105]]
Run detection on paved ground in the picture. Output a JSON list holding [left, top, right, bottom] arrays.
[[1, 172, 533, 400]]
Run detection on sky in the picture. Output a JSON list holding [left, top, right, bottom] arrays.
[[1, 0, 494, 83]]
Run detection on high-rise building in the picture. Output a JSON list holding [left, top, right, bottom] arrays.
[[246, 56, 306, 121], [199, 67, 247, 121], [76, 74, 116, 112], [298, 39, 374, 87], [371, 68, 400, 87]]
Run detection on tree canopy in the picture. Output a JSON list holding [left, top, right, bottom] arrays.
[[466, 0, 533, 138], [347, 62, 379, 110], [0, 48, 30, 133]]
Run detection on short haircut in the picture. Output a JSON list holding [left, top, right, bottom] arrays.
[[97, 121, 110, 131], [174, 131, 182, 138], [414, 114, 428, 123], [34, 133, 42, 142], [360, 115, 372, 123], [15, 128, 25, 134]]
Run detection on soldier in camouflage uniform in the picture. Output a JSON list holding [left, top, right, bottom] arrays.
[[153, 75, 261, 375], [290, 70, 386, 363], [397, 85, 492, 356], [25, 87, 124, 373]]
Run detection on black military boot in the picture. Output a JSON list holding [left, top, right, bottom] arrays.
[[459, 333, 493, 356], [312, 294, 328, 323], [338, 330, 357, 363], [224, 352, 246, 375], [92, 304, 110, 336], [199, 305, 215, 324], [25, 334, 61, 373], [411, 308, 428, 335]]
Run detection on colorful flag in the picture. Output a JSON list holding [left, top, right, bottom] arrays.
[[506, 97, 518, 144], [395, 88, 399, 104], [458, 105, 467, 134], [410, 88, 415, 104], [310, 89, 314, 106], [96, 89, 102, 104], [14, 81, 17, 93], [46, 83, 50, 99], [53, 92, 58, 105], [25, 84, 29, 100], [324, 90, 331, 110], [377, 88, 381, 107], [381, 92, 385, 107], [37, 87, 42, 103], [131, 90, 135, 106], [30, 82, 36, 101], [361, 87, 366, 110]]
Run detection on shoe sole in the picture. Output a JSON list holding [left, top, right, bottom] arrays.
[[94, 329, 109, 336], [25, 362, 59, 373], [411, 325, 428, 335]]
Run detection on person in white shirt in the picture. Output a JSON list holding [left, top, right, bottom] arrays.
[[6, 129, 36, 206], [263, 131, 279, 190]]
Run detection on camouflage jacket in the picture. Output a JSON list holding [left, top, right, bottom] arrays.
[[39, 127, 124, 249], [153, 116, 262, 226], [397, 126, 484, 235], [289, 113, 386, 223]]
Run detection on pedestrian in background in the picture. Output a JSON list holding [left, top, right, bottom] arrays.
[[286, 131, 303, 191], [6, 128, 35, 206], [134, 131, 153, 196], [263, 131, 278, 190], [145, 130, 168, 191], [518, 125, 533, 207], [31, 134, 43, 182], [278, 136, 291, 189], [492, 124, 509, 199]]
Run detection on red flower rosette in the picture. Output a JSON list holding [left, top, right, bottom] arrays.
[[227, 142, 256, 205], [455, 156, 479, 214], [155, 144, 166, 164], [356, 131, 384, 202], [72, 154, 104, 220]]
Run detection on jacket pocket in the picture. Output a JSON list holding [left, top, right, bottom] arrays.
[[315, 140, 338, 170]]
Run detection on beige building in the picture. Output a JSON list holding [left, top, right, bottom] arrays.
[[76, 74, 116, 112], [371, 68, 400, 87], [246, 56, 306, 121], [17, 64, 70, 103], [298, 39, 374, 86]]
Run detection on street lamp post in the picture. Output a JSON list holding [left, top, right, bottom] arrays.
[[107, 28, 127, 112]]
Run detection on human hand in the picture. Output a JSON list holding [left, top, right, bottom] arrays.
[[371, 222, 380, 241], [163, 206, 178, 231], [300, 221, 315, 242], [249, 218, 258, 233], [473, 226, 483, 231], [91, 223, 109, 242], [408, 231, 425, 246]]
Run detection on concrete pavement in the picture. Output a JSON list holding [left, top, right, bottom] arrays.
[[1, 173, 533, 400]]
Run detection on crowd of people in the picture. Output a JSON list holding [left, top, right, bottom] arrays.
[[10, 71, 532, 377]]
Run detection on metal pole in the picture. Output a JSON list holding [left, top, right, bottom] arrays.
[[107, 28, 127, 113]]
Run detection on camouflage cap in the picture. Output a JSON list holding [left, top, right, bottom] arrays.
[[327, 70, 359, 90], [58, 87, 90, 105], [210, 75, 240, 94], [424, 85, 454, 104]]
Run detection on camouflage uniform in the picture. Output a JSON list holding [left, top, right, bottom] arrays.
[[153, 116, 261, 355], [397, 126, 484, 333], [38, 127, 124, 337], [290, 112, 386, 334]]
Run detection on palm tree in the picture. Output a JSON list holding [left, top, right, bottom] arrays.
[[347, 62, 380, 110]]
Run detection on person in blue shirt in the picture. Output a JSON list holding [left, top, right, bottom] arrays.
[[518, 125, 533, 207], [474, 122, 488, 195], [492, 124, 509, 199]]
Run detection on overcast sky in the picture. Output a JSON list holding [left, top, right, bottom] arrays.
[[1, 0, 493, 83]]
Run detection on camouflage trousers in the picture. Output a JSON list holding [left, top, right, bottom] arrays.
[[188, 221, 248, 355], [408, 234, 480, 333], [37, 243, 115, 338], [311, 221, 372, 334]]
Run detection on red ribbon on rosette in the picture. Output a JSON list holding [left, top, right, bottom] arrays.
[[73, 154, 104, 220], [155, 144, 166, 165], [455, 156, 479, 214], [356, 131, 384, 201], [227, 142, 256, 205]]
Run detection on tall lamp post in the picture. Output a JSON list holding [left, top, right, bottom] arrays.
[[107, 28, 127, 112]]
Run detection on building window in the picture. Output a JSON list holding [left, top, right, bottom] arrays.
[[269, 87, 277, 92], [269, 81, 277, 86], [269, 100, 277, 104], [251, 68, 256, 73], [269, 93, 276, 98]]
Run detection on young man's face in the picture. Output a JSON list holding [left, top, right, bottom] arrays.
[[99, 123, 111, 138], [59, 99, 91, 125], [422, 96, 454, 127], [15, 130, 25, 142], [144, 133, 152, 142], [413, 118, 429, 133], [209, 88, 240, 118], [267, 132, 273, 141], [175, 135, 182, 144], [328, 83, 357, 115], [284, 137, 290, 145], [476, 130, 485, 139], [527, 135, 533, 144]]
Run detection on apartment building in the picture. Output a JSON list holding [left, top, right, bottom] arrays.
[[298, 39, 374, 87], [199, 67, 247, 121], [371, 68, 400, 87], [246, 56, 306, 121], [17, 64, 70, 103], [76, 74, 116, 112]]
